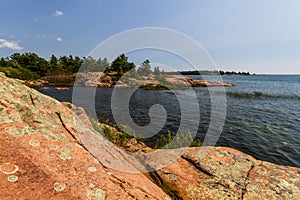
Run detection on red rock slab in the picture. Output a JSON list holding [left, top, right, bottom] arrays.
[[0, 72, 170, 200]]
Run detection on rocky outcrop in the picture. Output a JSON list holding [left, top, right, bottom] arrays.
[[24, 72, 235, 89], [144, 147, 300, 199], [0, 72, 169, 199], [0, 72, 299, 199], [186, 77, 234, 87], [114, 75, 234, 89], [164, 76, 191, 87], [24, 79, 49, 87], [75, 72, 105, 87]]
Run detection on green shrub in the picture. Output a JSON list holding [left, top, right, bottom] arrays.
[[140, 84, 168, 90], [88, 116, 140, 147], [0, 66, 41, 80], [154, 131, 201, 149], [89, 116, 201, 150], [88, 116, 103, 134]]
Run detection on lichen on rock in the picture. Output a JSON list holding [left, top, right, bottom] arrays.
[[0, 163, 19, 175], [88, 167, 97, 173], [86, 188, 105, 200], [54, 182, 66, 192], [59, 144, 74, 160], [7, 175, 18, 183], [29, 139, 40, 147], [58, 133, 68, 142], [5, 126, 24, 137]]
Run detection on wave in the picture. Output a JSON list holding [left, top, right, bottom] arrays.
[[225, 91, 300, 100]]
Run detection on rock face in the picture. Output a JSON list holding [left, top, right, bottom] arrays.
[[145, 147, 300, 199], [0, 72, 170, 200], [0, 72, 299, 200]]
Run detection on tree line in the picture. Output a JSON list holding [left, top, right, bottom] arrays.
[[0, 52, 252, 81], [0, 53, 163, 80], [0, 53, 82, 80]]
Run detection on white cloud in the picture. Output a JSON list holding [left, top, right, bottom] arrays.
[[0, 39, 23, 51], [56, 37, 63, 42], [54, 10, 64, 17], [36, 34, 47, 39]]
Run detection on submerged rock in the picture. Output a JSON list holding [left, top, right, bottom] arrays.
[[54, 87, 70, 90]]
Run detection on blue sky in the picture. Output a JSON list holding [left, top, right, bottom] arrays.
[[0, 0, 300, 74]]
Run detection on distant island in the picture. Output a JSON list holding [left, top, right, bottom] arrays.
[[0, 53, 244, 88], [173, 70, 253, 76]]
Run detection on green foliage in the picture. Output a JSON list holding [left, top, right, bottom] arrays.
[[57, 55, 82, 73], [154, 131, 201, 149], [88, 116, 141, 147], [102, 126, 116, 141], [89, 116, 201, 151], [0, 65, 40, 80], [102, 125, 134, 147], [81, 56, 109, 72], [105, 54, 135, 75], [137, 59, 152, 76], [126, 67, 139, 79], [0, 52, 169, 85], [154, 66, 160, 79], [88, 116, 103, 134], [120, 124, 141, 142], [0, 66, 21, 79], [49, 55, 58, 71], [140, 84, 168, 90], [9, 52, 50, 76], [0, 52, 83, 80]]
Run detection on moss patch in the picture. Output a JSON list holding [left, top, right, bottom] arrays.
[[140, 84, 169, 90]]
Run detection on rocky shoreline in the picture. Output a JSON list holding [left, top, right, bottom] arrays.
[[0, 72, 299, 199], [25, 72, 234, 89]]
